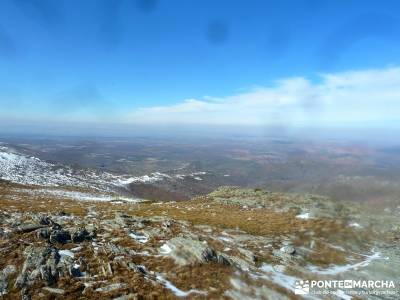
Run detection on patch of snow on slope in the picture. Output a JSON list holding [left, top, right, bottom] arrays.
[[296, 212, 311, 219], [257, 264, 319, 300], [349, 222, 362, 228], [159, 244, 172, 254], [129, 232, 149, 243], [115, 172, 171, 185], [0, 150, 82, 186], [308, 251, 384, 275], [0, 147, 124, 189], [156, 274, 207, 297], [0, 147, 208, 192], [33, 189, 143, 202], [59, 250, 74, 259]]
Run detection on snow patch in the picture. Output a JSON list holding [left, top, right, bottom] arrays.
[[219, 236, 233, 243], [257, 264, 319, 300], [296, 212, 311, 219], [308, 251, 383, 275], [116, 172, 171, 185], [129, 232, 149, 244], [0, 147, 208, 194], [349, 222, 362, 228], [34, 189, 142, 202], [156, 274, 207, 297], [59, 250, 74, 259], [160, 244, 172, 255]]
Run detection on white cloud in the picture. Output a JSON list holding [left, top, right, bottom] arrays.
[[126, 67, 400, 127]]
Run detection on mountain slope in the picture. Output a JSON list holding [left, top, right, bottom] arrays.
[[0, 182, 399, 299]]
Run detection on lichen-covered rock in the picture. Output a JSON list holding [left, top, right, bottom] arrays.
[[208, 186, 351, 219], [95, 283, 127, 293], [15, 246, 60, 291], [42, 287, 66, 295], [0, 265, 16, 296], [0, 228, 10, 240], [37, 228, 51, 240], [49, 230, 71, 244], [160, 235, 231, 266], [71, 227, 92, 243], [15, 224, 46, 234]]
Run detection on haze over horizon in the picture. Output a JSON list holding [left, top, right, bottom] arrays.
[[2, 2, 400, 298], [1, 0, 400, 132]]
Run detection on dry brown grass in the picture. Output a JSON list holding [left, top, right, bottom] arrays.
[[114, 200, 339, 237], [0, 181, 371, 299], [0, 181, 350, 239]]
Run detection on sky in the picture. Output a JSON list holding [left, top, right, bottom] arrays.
[[1, 0, 400, 131]]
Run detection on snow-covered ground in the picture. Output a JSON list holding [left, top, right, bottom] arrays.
[[31, 189, 143, 202], [308, 251, 384, 275], [0, 147, 207, 192]]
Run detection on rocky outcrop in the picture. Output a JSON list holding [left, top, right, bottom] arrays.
[[14, 245, 60, 296], [1, 185, 399, 299], [0, 265, 16, 296], [160, 235, 232, 266], [208, 186, 352, 219]]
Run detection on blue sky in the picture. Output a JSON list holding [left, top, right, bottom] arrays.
[[1, 0, 400, 128]]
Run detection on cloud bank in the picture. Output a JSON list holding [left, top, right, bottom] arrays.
[[128, 67, 400, 127]]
